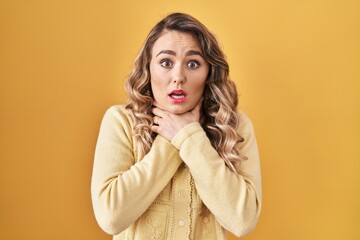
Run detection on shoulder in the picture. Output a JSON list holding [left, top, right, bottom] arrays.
[[103, 105, 134, 121], [105, 105, 131, 115], [100, 105, 135, 132], [238, 111, 255, 134]]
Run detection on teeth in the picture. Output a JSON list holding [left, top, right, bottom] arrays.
[[171, 95, 185, 99]]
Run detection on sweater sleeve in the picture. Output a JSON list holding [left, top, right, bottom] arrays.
[[171, 112, 262, 237], [91, 106, 183, 235]]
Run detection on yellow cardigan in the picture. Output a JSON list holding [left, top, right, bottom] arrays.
[[91, 105, 262, 240]]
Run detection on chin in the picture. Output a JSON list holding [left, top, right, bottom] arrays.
[[168, 109, 188, 115], [165, 105, 192, 115]]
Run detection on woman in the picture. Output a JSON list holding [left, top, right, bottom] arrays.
[[91, 12, 262, 240]]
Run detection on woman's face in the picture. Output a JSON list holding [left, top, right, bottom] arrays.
[[150, 30, 209, 115]]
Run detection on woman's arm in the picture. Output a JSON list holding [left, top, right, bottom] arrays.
[[171, 112, 262, 237], [91, 106, 182, 235]]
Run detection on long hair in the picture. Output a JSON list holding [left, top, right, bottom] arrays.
[[125, 12, 246, 172]]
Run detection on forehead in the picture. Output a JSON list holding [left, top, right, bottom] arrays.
[[152, 30, 201, 54]]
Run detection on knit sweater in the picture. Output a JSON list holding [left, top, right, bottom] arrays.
[[91, 105, 262, 240]]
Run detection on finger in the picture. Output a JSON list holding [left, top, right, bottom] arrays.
[[151, 125, 159, 133], [153, 116, 161, 125]]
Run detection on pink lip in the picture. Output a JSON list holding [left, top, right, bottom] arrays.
[[168, 89, 188, 103]]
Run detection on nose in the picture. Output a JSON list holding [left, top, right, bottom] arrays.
[[172, 65, 186, 85]]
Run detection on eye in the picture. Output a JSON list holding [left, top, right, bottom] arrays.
[[187, 60, 200, 69], [160, 59, 173, 68]]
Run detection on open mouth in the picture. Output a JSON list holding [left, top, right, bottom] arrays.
[[170, 93, 186, 99], [168, 90, 187, 103]]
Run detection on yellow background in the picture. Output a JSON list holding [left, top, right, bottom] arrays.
[[1, 0, 359, 239]]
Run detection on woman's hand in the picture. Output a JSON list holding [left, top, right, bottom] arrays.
[[151, 99, 203, 141]]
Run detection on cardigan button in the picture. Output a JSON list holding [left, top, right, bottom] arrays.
[[178, 190, 186, 198], [177, 219, 185, 227]]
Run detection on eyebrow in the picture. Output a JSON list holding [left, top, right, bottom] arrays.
[[156, 49, 203, 57]]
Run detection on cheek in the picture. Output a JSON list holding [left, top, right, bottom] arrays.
[[195, 83, 206, 97], [150, 82, 169, 109], [150, 68, 166, 97], [196, 66, 209, 86], [187, 82, 206, 104], [193, 72, 207, 92], [150, 75, 162, 87]]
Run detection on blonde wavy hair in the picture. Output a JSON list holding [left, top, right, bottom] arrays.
[[125, 13, 246, 172]]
